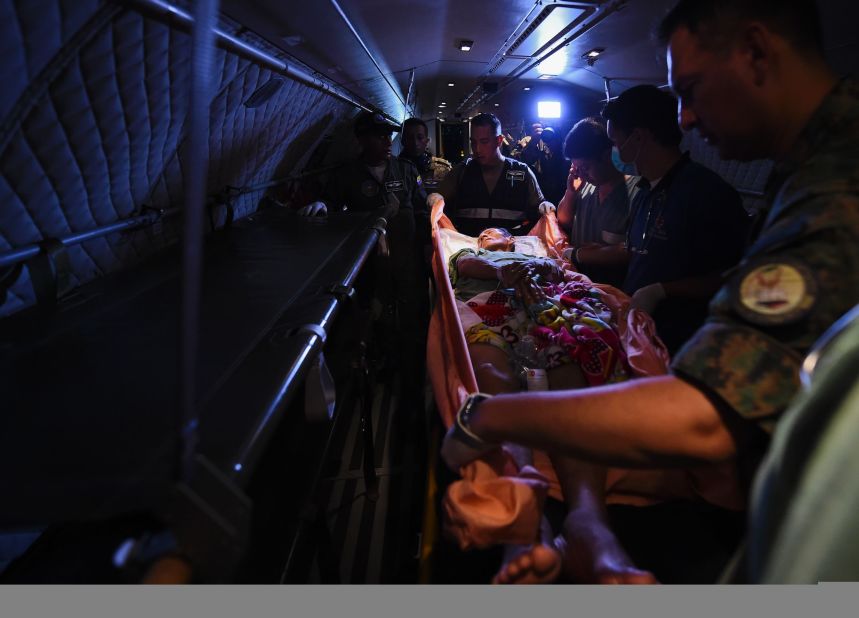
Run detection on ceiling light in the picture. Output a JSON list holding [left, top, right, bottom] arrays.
[[494, 103, 499, 107], [582, 48, 605, 66], [459, 40, 474, 52], [538, 74, 555, 80], [523, 86, 531, 91], [448, 82, 455, 87], [537, 101, 562, 119]]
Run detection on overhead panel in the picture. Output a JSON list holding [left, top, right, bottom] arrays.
[[510, 5, 589, 57]]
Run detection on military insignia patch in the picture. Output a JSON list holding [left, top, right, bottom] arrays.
[[505, 170, 526, 182], [384, 179, 404, 193], [732, 258, 817, 326], [361, 180, 378, 197], [415, 174, 423, 187]]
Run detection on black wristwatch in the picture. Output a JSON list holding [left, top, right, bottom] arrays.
[[456, 392, 492, 445]]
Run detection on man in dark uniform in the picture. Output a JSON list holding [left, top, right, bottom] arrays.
[[603, 85, 751, 354], [436, 113, 554, 237], [398, 117, 452, 192], [300, 111, 429, 388], [441, 0, 859, 585]]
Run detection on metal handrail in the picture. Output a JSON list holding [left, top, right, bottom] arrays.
[[0, 209, 179, 270]]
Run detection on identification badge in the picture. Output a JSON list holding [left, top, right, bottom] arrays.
[[731, 258, 817, 326], [361, 180, 379, 197], [385, 179, 404, 193], [505, 170, 526, 183]]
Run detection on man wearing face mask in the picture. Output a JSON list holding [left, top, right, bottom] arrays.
[[397, 117, 452, 192], [602, 85, 750, 354]]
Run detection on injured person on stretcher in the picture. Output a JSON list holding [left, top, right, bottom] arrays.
[[450, 227, 629, 396], [446, 227, 659, 584]]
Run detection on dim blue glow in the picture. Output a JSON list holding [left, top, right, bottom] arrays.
[[537, 101, 561, 119]]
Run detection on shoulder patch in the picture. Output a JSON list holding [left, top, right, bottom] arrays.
[[731, 257, 818, 326]]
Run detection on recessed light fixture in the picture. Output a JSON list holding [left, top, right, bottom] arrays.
[[494, 103, 499, 107], [448, 82, 455, 87], [523, 86, 531, 91], [538, 74, 555, 80], [458, 40, 474, 52], [582, 48, 605, 66]]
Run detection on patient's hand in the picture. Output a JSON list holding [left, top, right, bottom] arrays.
[[498, 262, 529, 287], [515, 275, 548, 306], [525, 258, 564, 283]]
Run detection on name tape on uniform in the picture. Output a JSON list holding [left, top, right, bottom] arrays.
[[505, 170, 526, 183], [385, 179, 404, 193]]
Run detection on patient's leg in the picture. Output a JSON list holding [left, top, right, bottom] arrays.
[[468, 343, 520, 394], [553, 456, 658, 584], [492, 361, 588, 585]]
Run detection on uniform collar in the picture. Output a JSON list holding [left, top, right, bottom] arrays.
[[766, 77, 859, 199], [635, 152, 690, 192]]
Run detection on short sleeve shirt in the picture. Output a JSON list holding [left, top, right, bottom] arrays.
[[622, 155, 749, 295], [672, 78, 859, 437], [573, 177, 636, 246]]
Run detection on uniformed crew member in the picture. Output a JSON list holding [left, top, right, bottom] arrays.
[[436, 113, 554, 237], [299, 111, 429, 386], [603, 85, 751, 354], [398, 117, 452, 191], [441, 0, 859, 585]]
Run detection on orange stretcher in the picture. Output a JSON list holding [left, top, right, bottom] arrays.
[[427, 198, 744, 550]]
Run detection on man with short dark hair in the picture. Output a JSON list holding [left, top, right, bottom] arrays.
[[601, 84, 750, 353], [441, 0, 859, 584], [398, 117, 452, 191], [557, 117, 639, 287], [300, 111, 430, 391], [437, 113, 553, 237]]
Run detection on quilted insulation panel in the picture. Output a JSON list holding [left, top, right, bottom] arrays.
[[0, 0, 352, 317]]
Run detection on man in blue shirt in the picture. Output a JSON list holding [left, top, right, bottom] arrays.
[[603, 85, 751, 353]]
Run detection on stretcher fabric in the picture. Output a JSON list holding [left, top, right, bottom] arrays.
[[427, 197, 744, 549]]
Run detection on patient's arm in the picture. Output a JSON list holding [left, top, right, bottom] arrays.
[[456, 256, 532, 287]]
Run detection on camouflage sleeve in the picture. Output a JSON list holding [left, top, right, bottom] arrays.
[[436, 162, 465, 202], [672, 192, 859, 434], [672, 320, 802, 433]]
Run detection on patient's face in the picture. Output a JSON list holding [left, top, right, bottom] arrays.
[[478, 228, 514, 251]]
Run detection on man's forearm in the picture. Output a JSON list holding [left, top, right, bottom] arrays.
[[468, 375, 736, 467], [456, 257, 500, 281], [577, 244, 629, 268]]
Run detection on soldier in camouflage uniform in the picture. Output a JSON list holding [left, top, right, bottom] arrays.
[[440, 0, 859, 585], [398, 117, 452, 192]]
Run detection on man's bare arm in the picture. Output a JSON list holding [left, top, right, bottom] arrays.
[[468, 375, 736, 467]]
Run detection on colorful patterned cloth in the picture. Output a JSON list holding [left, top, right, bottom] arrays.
[[462, 278, 629, 386]]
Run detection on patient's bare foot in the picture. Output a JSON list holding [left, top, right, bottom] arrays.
[[561, 510, 658, 585], [492, 542, 563, 585]]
